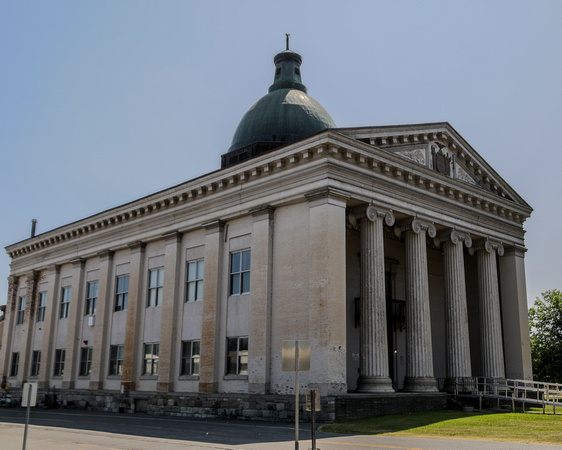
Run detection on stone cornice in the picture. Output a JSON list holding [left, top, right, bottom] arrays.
[[5, 128, 531, 261]]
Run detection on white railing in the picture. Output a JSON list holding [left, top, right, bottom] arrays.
[[441, 377, 562, 414]]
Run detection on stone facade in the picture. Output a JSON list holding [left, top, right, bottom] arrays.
[[0, 122, 533, 419]]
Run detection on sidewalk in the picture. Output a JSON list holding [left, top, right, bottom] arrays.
[[2, 421, 561, 450]]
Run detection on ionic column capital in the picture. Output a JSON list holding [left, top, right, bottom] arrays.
[[470, 239, 504, 256], [394, 218, 436, 239], [434, 229, 472, 248], [350, 204, 395, 227]]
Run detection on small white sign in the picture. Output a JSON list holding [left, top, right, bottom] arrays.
[[22, 383, 38, 407]]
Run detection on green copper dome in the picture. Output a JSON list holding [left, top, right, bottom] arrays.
[[227, 46, 336, 156]]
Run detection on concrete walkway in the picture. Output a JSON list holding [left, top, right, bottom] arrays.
[[2, 421, 561, 450]]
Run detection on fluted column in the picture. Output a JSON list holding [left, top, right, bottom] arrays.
[[354, 204, 394, 393], [435, 230, 472, 380], [395, 219, 438, 392], [472, 239, 505, 378]]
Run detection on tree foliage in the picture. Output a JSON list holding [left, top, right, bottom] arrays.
[[528, 290, 562, 384]]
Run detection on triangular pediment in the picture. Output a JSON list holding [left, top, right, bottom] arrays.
[[336, 122, 530, 208]]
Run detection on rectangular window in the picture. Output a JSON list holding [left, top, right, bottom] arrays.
[[186, 259, 204, 302], [143, 343, 159, 375], [79, 347, 93, 376], [109, 345, 125, 376], [10, 352, 19, 377], [16, 296, 26, 325], [226, 336, 248, 375], [54, 349, 66, 376], [85, 281, 98, 315], [181, 340, 201, 376], [229, 250, 251, 296], [147, 268, 164, 307], [36, 292, 47, 323], [60, 286, 71, 319], [114, 275, 129, 312], [31, 350, 41, 377]]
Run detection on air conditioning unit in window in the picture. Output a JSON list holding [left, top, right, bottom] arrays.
[[88, 315, 95, 327]]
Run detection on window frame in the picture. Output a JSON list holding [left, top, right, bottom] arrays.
[[85, 281, 98, 316], [147, 268, 164, 307], [114, 275, 129, 312], [60, 286, 71, 319], [79, 347, 93, 376], [30, 350, 41, 377], [36, 291, 47, 323], [226, 336, 249, 375], [108, 344, 124, 376], [180, 340, 201, 376], [229, 249, 251, 296], [186, 259, 204, 302], [16, 296, 26, 325], [54, 349, 66, 377], [10, 352, 19, 377], [143, 343, 159, 376]]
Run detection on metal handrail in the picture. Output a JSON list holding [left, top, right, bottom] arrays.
[[441, 377, 561, 414]]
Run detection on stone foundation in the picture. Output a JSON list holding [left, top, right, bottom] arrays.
[[9, 388, 448, 423]]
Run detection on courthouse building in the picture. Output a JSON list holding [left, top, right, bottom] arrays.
[[1, 44, 533, 412]]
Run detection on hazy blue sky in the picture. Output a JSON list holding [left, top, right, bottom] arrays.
[[1, 1, 561, 308]]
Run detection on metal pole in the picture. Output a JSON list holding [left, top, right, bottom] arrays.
[[295, 342, 299, 450], [23, 383, 32, 450], [311, 389, 316, 450]]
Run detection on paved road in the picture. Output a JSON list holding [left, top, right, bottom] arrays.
[[0, 407, 560, 449]]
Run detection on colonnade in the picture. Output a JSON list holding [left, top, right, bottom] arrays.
[[353, 203, 507, 393]]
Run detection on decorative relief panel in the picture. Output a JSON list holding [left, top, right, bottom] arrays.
[[455, 164, 478, 186], [396, 148, 426, 166]]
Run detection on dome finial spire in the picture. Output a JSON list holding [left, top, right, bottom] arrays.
[[285, 33, 290, 50]]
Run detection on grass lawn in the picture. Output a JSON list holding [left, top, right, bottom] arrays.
[[319, 410, 562, 445]]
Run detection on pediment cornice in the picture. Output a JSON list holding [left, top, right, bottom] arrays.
[[6, 125, 532, 260]]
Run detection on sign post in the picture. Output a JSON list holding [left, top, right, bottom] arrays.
[[306, 388, 321, 450], [282, 340, 310, 450], [22, 382, 37, 450]]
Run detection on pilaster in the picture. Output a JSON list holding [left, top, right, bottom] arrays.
[[1, 276, 19, 382], [353, 204, 395, 393], [434, 230, 472, 380], [38, 265, 60, 387], [89, 250, 114, 390], [248, 206, 274, 394], [395, 218, 438, 392], [17, 272, 39, 384], [121, 241, 146, 392], [199, 220, 225, 393], [499, 245, 532, 379], [157, 231, 183, 392], [305, 187, 349, 395], [63, 258, 86, 389]]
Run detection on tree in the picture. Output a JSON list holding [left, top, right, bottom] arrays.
[[528, 290, 562, 384]]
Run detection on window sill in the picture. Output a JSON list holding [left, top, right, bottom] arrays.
[[106, 375, 122, 380], [178, 375, 199, 381], [223, 374, 248, 381], [140, 375, 158, 380]]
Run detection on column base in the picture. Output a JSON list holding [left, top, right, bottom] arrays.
[[89, 381, 104, 390], [356, 376, 395, 393], [403, 376, 438, 392]]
